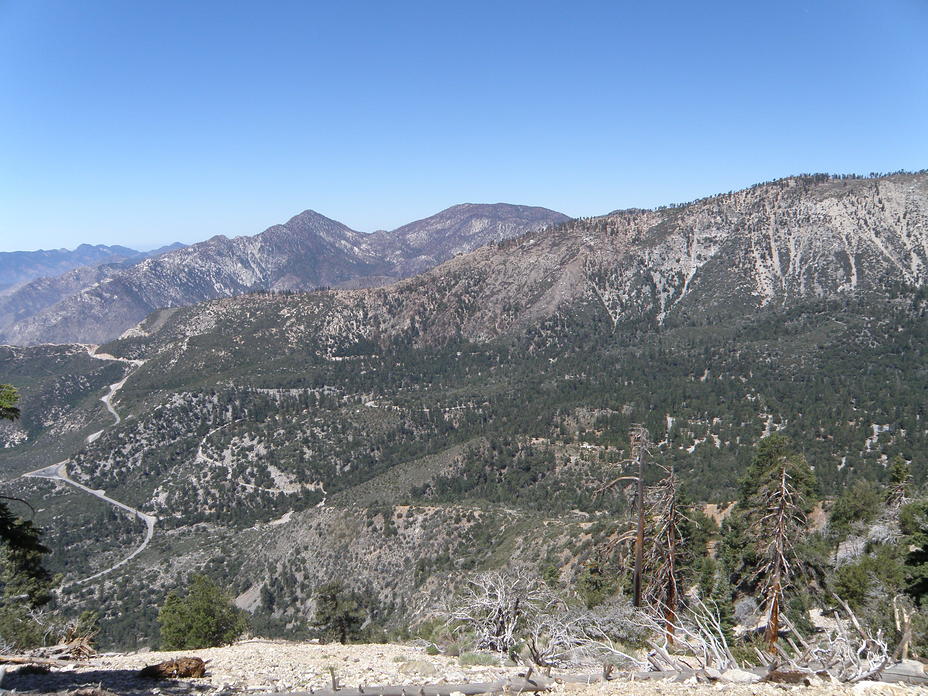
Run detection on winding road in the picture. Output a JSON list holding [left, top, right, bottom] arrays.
[[84, 345, 145, 427], [20, 345, 156, 587], [24, 460, 157, 587]]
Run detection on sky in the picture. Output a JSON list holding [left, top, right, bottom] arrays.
[[0, 1, 926, 252]]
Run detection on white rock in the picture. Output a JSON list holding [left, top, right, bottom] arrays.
[[720, 668, 762, 684]]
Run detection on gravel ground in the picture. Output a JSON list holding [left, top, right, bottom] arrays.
[[3, 641, 927, 696]]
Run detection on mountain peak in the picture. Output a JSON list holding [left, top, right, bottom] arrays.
[[285, 209, 345, 226]]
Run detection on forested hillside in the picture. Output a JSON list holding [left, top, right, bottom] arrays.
[[1, 172, 927, 648]]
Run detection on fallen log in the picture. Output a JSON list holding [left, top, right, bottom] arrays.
[[0, 654, 76, 666], [256, 675, 558, 696], [253, 668, 720, 696]]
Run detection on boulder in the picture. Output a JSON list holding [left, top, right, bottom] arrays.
[[397, 659, 440, 677], [720, 668, 762, 684], [763, 669, 815, 685], [881, 659, 928, 684]]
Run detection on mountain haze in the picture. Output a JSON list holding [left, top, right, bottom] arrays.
[[0, 243, 143, 291], [0, 204, 568, 345]]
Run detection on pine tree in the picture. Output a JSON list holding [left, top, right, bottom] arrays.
[[888, 455, 911, 508], [312, 582, 366, 644], [158, 575, 247, 649], [0, 384, 55, 648]]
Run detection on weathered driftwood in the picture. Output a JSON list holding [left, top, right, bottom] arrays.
[[0, 654, 76, 666], [609, 669, 701, 682], [262, 675, 558, 696]]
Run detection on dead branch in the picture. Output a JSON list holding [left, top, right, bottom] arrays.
[[524, 597, 647, 668], [445, 569, 563, 654], [777, 597, 890, 682], [631, 596, 738, 671]]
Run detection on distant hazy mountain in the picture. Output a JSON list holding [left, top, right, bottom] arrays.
[[0, 205, 568, 345], [0, 243, 186, 345], [0, 243, 141, 291]]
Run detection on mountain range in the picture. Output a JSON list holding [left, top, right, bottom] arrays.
[[0, 204, 568, 345], [1, 171, 927, 648], [0, 243, 184, 291]]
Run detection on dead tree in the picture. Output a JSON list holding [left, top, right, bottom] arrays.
[[753, 462, 807, 650], [632, 596, 738, 671], [596, 425, 650, 607], [643, 463, 688, 645], [445, 569, 562, 654], [524, 597, 647, 668], [892, 595, 914, 661], [777, 595, 890, 682]]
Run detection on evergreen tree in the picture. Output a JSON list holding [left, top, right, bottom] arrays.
[[888, 455, 912, 508], [0, 384, 55, 648], [158, 574, 247, 649], [0, 384, 20, 421], [312, 582, 366, 644], [727, 435, 815, 649]]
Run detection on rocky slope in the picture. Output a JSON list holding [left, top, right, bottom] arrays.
[[102, 173, 928, 357], [0, 205, 567, 345]]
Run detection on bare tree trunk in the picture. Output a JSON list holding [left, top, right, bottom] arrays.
[[634, 446, 645, 608], [765, 579, 780, 650], [758, 464, 802, 652]]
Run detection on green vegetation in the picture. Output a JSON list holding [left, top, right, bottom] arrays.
[[157, 574, 247, 649], [10, 204, 928, 650], [0, 383, 20, 421], [0, 384, 56, 648], [311, 581, 367, 644], [458, 652, 498, 666]]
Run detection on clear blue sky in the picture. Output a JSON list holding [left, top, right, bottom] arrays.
[[1, 0, 926, 252]]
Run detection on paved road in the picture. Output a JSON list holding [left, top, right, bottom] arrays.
[[24, 460, 158, 587]]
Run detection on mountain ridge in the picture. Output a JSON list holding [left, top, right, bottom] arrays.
[[0, 204, 568, 345], [93, 172, 928, 363], [0, 243, 182, 292]]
